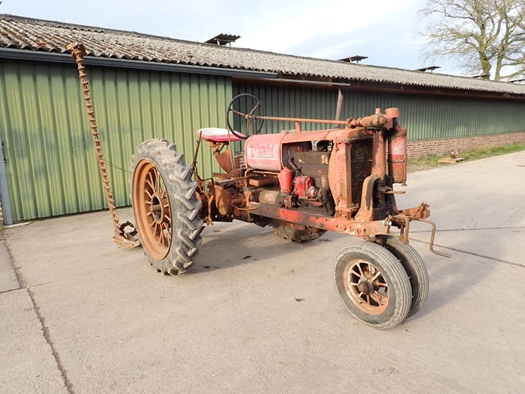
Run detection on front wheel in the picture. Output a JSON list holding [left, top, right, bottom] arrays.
[[375, 235, 429, 317], [131, 139, 203, 275], [334, 241, 412, 329]]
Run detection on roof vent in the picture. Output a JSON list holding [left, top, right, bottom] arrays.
[[416, 66, 441, 73], [339, 55, 368, 63], [205, 34, 241, 46]]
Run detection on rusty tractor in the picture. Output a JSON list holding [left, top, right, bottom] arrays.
[[129, 93, 447, 329]]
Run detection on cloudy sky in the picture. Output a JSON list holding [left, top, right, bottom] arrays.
[[0, 0, 460, 75]]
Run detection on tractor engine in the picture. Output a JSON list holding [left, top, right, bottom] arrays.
[[200, 109, 408, 229], [243, 133, 347, 217]]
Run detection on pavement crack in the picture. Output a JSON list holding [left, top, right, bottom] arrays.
[[25, 286, 76, 393], [9, 254, 76, 394], [411, 226, 525, 233], [410, 238, 525, 268]]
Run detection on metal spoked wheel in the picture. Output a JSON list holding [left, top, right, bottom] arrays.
[[334, 241, 412, 329], [133, 159, 172, 260], [226, 93, 265, 139], [131, 139, 203, 275], [375, 235, 429, 317]]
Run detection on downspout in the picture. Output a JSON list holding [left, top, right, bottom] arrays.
[[0, 134, 13, 225]]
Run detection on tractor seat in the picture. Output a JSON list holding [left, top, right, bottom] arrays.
[[198, 128, 245, 143]]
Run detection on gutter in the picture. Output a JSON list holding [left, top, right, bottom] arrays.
[[0, 47, 278, 79], [233, 76, 525, 101]]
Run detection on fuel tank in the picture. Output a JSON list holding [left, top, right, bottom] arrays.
[[388, 126, 407, 184], [244, 133, 312, 171]]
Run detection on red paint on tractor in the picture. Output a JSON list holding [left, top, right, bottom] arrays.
[[278, 168, 293, 194], [190, 95, 447, 270], [388, 126, 408, 184]]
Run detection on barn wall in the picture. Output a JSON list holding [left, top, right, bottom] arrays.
[[0, 60, 230, 221], [233, 82, 525, 143], [2, 60, 525, 223]]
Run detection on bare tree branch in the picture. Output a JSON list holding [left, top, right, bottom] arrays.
[[418, 0, 525, 80]]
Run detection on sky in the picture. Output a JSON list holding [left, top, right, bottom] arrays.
[[0, 0, 461, 75]]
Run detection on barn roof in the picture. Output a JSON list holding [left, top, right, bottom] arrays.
[[1, 13, 525, 96]]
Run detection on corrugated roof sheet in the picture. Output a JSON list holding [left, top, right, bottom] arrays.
[[1, 13, 525, 96]]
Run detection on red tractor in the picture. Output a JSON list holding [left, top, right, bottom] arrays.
[[129, 93, 445, 329]]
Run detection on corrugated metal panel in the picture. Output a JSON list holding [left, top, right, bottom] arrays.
[[378, 93, 525, 140], [3, 14, 525, 97], [233, 83, 525, 140], [0, 60, 229, 221], [232, 83, 339, 134]]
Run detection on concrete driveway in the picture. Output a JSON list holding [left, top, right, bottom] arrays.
[[1, 151, 525, 393]]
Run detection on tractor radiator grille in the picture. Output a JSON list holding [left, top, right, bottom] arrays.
[[350, 140, 373, 205]]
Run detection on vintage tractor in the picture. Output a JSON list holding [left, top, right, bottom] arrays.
[[66, 43, 444, 330], [129, 93, 446, 329]]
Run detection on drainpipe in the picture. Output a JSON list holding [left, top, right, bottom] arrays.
[[0, 135, 13, 225]]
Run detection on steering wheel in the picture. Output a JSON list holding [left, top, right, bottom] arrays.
[[226, 93, 265, 139]]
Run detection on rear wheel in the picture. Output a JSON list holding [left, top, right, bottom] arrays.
[[375, 235, 429, 317], [271, 221, 325, 242], [131, 139, 203, 275], [334, 241, 412, 329]]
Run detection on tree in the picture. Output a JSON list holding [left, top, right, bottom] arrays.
[[418, 0, 525, 80]]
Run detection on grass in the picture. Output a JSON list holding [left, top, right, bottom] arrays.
[[408, 143, 525, 172]]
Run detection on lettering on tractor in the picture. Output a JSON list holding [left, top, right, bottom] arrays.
[[130, 93, 449, 330]]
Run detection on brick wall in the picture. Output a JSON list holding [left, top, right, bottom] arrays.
[[408, 131, 525, 157]]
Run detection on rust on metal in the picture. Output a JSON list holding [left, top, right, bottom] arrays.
[[249, 203, 390, 237], [67, 42, 139, 249], [235, 104, 447, 258], [166, 94, 448, 260], [343, 259, 389, 314], [123, 90, 448, 327], [417, 219, 451, 258], [388, 126, 408, 184]]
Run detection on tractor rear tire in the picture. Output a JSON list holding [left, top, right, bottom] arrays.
[[271, 221, 325, 242], [334, 241, 412, 329], [375, 235, 429, 317], [131, 139, 203, 275]]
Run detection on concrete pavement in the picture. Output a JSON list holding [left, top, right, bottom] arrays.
[[1, 151, 525, 393]]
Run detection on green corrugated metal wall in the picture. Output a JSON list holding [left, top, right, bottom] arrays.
[[233, 83, 525, 140], [2, 59, 524, 223], [0, 60, 230, 221], [232, 84, 339, 133]]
